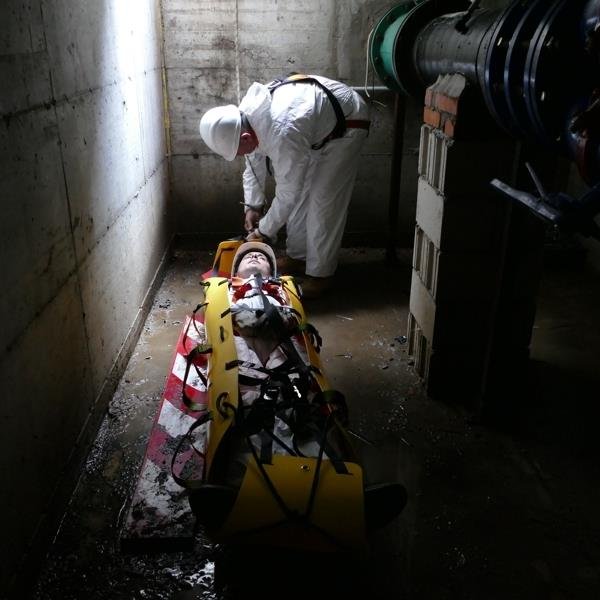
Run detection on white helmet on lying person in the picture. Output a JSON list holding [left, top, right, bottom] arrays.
[[232, 242, 277, 279]]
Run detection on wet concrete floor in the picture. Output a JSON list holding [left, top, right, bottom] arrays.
[[31, 244, 600, 599]]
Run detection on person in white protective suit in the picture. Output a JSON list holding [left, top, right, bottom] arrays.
[[198, 74, 370, 298]]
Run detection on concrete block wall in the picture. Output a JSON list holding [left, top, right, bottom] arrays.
[[0, 0, 171, 591], [407, 74, 521, 402], [162, 0, 419, 246]]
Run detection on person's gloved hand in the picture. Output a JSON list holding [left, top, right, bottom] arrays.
[[245, 228, 263, 242], [244, 208, 261, 232]]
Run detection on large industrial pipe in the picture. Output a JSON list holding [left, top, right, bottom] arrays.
[[414, 7, 500, 91], [370, 0, 600, 185]]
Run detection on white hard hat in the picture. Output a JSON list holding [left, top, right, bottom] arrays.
[[232, 242, 277, 277], [199, 105, 241, 161]]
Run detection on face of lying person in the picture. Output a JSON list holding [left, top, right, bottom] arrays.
[[236, 251, 272, 279]]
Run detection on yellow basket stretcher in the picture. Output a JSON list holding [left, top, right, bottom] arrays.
[[172, 240, 406, 553]]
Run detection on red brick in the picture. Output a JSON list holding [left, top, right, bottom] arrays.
[[443, 115, 456, 138], [434, 93, 459, 116], [423, 106, 441, 128]]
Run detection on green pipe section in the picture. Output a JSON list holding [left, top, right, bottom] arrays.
[[369, 1, 422, 94]]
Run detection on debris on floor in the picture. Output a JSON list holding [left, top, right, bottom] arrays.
[[31, 248, 600, 600]]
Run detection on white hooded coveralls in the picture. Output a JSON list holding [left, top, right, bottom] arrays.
[[239, 76, 369, 278]]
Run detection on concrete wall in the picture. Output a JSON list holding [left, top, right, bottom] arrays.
[[0, 0, 171, 592], [162, 0, 420, 246]]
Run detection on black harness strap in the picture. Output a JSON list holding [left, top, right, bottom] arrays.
[[304, 413, 331, 519], [300, 322, 323, 353], [245, 433, 296, 520], [259, 429, 273, 464], [237, 373, 266, 387], [181, 310, 212, 410], [269, 74, 347, 150], [264, 427, 297, 456], [182, 302, 208, 347], [309, 424, 349, 475], [254, 274, 312, 377], [170, 410, 212, 489]]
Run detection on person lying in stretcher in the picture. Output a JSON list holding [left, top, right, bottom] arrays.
[[174, 241, 406, 552]]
